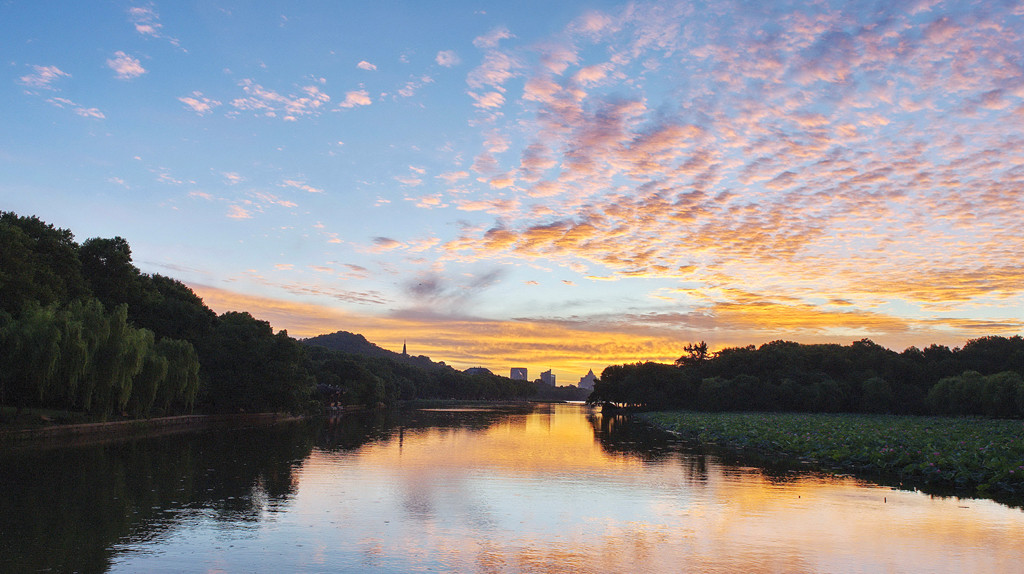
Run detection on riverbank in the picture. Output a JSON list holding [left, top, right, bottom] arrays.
[[0, 412, 304, 449], [643, 411, 1024, 498]]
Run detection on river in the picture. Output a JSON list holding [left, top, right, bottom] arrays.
[[1, 403, 1022, 573]]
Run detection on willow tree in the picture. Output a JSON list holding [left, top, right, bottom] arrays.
[[69, 298, 111, 412], [84, 304, 149, 418], [154, 338, 200, 414], [4, 304, 63, 413], [126, 346, 167, 418]]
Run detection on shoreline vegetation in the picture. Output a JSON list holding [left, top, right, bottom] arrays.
[[643, 410, 1024, 501]]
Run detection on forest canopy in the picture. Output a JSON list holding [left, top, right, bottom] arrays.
[[589, 337, 1024, 418]]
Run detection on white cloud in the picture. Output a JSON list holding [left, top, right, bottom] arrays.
[[231, 79, 330, 119], [357, 60, 377, 71], [107, 51, 146, 80], [227, 205, 252, 219], [339, 89, 372, 108], [128, 6, 162, 36], [397, 76, 434, 98], [436, 50, 461, 67], [19, 65, 69, 90], [46, 97, 105, 119], [179, 91, 221, 115], [127, 5, 181, 48], [473, 26, 513, 50]]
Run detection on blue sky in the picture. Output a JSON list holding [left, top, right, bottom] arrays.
[[3, 0, 1023, 382]]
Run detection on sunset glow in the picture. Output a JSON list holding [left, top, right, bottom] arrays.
[[3, 1, 1022, 381]]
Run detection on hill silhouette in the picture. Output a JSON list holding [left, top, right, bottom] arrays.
[[301, 331, 452, 372]]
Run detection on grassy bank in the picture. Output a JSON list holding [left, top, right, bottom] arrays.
[[644, 411, 1024, 497]]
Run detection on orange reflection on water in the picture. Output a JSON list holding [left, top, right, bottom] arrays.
[[349, 407, 641, 476], [287, 406, 1024, 573]]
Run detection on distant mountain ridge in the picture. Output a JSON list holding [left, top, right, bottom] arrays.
[[301, 331, 452, 371]]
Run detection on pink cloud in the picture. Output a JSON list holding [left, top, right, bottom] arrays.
[[227, 205, 252, 219], [179, 91, 221, 115], [107, 51, 146, 79], [339, 89, 372, 108], [19, 65, 69, 89], [436, 50, 460, 67]]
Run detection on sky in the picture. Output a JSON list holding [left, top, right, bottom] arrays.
[[3, 0, 1023, 384]]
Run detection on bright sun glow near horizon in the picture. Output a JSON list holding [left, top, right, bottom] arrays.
[[2, 1, 1022, 383]]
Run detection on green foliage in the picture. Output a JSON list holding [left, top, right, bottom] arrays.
[[154, 338, 200, 414], [860, 377, 896, 413], [0, 212, 86, 314], [127, 348, 168, 418], [196, 312, 313, 414], [0, 212, 316, 418], [79, 236, 147, 313], [927, 371, 1024, 418], [5, 303, 63, 409], [0, 295, 202, 420], [646, 411, 1024, 496], [130, 274, 217, 342], [591, 337, 1024, 418]]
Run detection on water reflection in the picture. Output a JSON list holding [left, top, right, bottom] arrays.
[[3, 405, 1023, 573], [0, 422, 316, 573]]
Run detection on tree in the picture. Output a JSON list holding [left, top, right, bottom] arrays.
[[3, 304, 63, 413], [126, 347, 168, 418], [0, 213, 85, 313], [197, 312, 311, 413], [675, 341, 710, 368], [981, 371, 1024, 418], [131, 274, 216, 342], [860, 377, 896, 413], [154, 338, 200, 414], [84, 304, 149, 417], [79, 236, 151, 313]]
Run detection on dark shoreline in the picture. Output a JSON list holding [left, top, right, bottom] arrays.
[[0, 413, 305, 450]]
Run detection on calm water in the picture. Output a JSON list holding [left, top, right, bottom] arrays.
[[2, 404, 1023, 573]]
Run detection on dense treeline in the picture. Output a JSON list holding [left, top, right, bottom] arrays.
[[304, 344, 536, 406], [0, 212, 535, 421], [589, 338, 1024, 418]]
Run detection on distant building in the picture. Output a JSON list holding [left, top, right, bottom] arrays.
[[464, 367, 493, 376], [578, 369, 597, 390], [401, 340, 407, 356], [510, 367, 528, 381], [540, 369, 556, 386]]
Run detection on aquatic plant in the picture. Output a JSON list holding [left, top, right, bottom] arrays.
[[645, 411, 1024, 496]]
